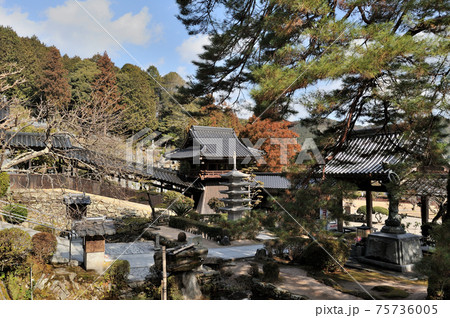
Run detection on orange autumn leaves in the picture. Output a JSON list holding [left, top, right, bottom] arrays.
[[241, 115, 301, 172]]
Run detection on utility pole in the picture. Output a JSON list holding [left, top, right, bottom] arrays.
[[162, 246, 167, 300]]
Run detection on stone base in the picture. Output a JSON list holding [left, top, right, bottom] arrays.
[[361, 232, 422, 272], [84, 251, 105, 273], [357, 257, 416, 273], [228, 211, 245, 221]]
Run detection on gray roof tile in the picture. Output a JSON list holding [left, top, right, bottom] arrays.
[[72, 218, 116, 237], [322, 129, 413, 177], [166, 126, 263, 160]]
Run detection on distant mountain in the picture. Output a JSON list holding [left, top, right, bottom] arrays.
[[290, 118, 365, 145]]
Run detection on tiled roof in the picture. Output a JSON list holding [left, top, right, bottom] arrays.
[[403, 174, 447, 198], [322, 128, 415, 178], [4, 131, 72, 149], [254, 173, 292, 189], [63, 194, 91, 205], [166, 126, 263, 160], [60, 148, 201, 189], [72, 217, 116, 237]]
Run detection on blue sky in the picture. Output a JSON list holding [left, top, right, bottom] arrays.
[[0, 0, 208, 78], [0, 0, 328, 120]]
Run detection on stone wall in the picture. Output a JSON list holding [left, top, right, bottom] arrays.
[[7, 188, 155, 230]]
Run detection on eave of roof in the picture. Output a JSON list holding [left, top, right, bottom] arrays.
[[165, 125, 262, 160], [320, 129, 415, 178]]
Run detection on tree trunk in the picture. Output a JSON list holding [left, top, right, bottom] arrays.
[[445, 170, 450, 223], [146, 191, 156, 220]]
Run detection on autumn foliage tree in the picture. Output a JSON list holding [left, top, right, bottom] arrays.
[[37, 47, 71, 109], [241, 116, 300, 172], [88, 52, 122, 135], [197, 103, 242, 133]]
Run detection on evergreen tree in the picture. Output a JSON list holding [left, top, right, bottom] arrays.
[[176, 0, 449, 126], [68, 59, 99, 107], [0, 27, 47, 101], [37, 47, 71, 108], [117, 64, 158, 135]]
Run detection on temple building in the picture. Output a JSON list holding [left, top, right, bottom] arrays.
[[165, 125, 263, 214]]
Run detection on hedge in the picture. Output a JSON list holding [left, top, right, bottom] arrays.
[[3, 204, 28, 224], [356, 205, 388, 215], [169, 216, 227, 240]]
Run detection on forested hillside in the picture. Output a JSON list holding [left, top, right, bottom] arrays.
[[0, 26, 203, 144]]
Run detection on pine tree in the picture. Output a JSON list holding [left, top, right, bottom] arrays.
[[177, 0, 449, 127], [37, 46, 71, 108]]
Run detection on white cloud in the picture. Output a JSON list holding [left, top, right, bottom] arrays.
[[176, 66, 188, 79], [176, 34, 210, 63], [0, 0, 162, 58]]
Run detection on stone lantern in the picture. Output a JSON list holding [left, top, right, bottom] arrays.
[[72, 217, 116, 273], [63, 193, 91, 220]]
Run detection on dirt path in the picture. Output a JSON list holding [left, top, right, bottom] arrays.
[[329, 269, 428, 300], [230, 260, 361, 300], [228, 260, 427, 300]]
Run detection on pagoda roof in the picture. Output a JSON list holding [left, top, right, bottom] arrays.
[[165, 126, 263, 160]]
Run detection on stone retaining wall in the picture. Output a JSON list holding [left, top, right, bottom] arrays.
[[7, 188, 156, 230]]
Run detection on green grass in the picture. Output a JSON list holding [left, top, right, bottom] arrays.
[[325, 268, 427, 286], [372, 285, 410, 299]]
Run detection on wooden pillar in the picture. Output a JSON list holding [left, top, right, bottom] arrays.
[[162, 246, 167, 300], [366, 190, 373, 228], [421, 195, 429, 226], [337, 195, 344, 232]]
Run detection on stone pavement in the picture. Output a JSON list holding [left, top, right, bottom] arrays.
[[0, 221, 265, 282]]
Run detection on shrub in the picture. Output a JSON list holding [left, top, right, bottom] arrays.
[[300, 238, 349, 272], [207, 197, 225, 213], [415, 221, 450, 299], [32, 232, 57, 263], [264, 237, 311, 261], [105, 260, 130, 289], [169, 216, 226, 240], [262, 261, 279, 282], [356, 205, 389, 223], [248, 263, 261, 278], [356, 205, 389, 215], [33, 225, 54, 234], [0, 228, 32, 271], [3, 204, 28, 224], [219, 217, 261, 240], [163, 191, 195, 216], [0, 172, 9, 197]]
